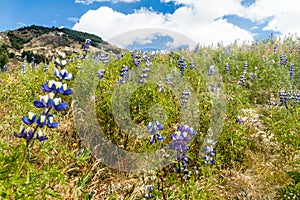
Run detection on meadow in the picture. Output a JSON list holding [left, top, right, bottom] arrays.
[[0, 36, 299, 199]]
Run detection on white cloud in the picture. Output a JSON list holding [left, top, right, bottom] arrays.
[[73, 0, 300, 48], [67, 17, 80, 23], [73, 0, 254, 47], [75, 0, 139, 5], [233, 0, 300, 36]]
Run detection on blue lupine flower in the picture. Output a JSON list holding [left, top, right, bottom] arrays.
[[169, 125, 196, 160], [36, 131, 48, 142], [36, 115, 47, 128], [244, 62, 248, 72], [240, 75, 246, 86], [14, 126, 34, 143], [42, 81, 72, 95], [3, 64, 8, 71], [147, 121, 164, 144], [236, 116, 244, 123], [274, 44, 278, 53], [208, 65, 216, 76], [22, 112, 36, 125], [34, 95, 53, 108], [97, 69, 105, 79], [180, 91, 191, 108], [289, 62, 295, 78], [165, 74, 172, 85], [279, 91, 289, 108], [280, 53, 287, 66], [54, 68, 72, 80], [225, 63, 230, 73], [190, 60, 195, 69], [52, 98, 67, 111], [178, 57, 186, 76], [44, 64, 49, 72], [47, 114, 59, 128], [59, 83, 73, 95]]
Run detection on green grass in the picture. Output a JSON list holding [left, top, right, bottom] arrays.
[[0, 37, 299, 199]]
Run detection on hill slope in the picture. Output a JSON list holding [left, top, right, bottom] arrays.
[[0, 25, 122, 66]]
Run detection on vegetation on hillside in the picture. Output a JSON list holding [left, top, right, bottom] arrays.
[[0, 36, 299, 199]]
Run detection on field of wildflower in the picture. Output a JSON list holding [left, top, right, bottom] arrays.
[[0, 36, 299, 200]]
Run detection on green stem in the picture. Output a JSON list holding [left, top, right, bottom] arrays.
[[15, 141, 30, 177]]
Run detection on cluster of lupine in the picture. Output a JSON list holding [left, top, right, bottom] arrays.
[[278, 91, 300, 107], [289, 62, 295, 78], [118, 65, 129, 84], [0, 64, 8, 73], [279, 91, 289, 108], [43, 63, 49, 72], [178, 57, 186, 76], [92, 53, 109, 64], [280, 53, 288, 66], [180, 91, 191, 109], [243, 61, 248, 72], [146, 121, 164, 145], [132, 52, 142, 67], [169, 125, 197, 180], [202, 129, 216, 165], [83, 39, 92, 53], [97, 69, 106, 79], [249, 66, 258, 79], [225, 63, 230, 73], [294, 93, 300, 104], [139, 68, 150, 84], [144, 184, 155, 199], [14, 67, 72, 146], [30, 56, 36, 71], [208, 65, 216, 76], [239, 75, 246, 86], [274, 44, 278, 53], [190, 60, 195, 69], [289, 45, 293, 54], [165, 74, 172, 85]]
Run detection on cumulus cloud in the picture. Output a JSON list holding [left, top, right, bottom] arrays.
[[233, 0, 300, 36], [75, 0, 139, 5], [73, 0, 300, 48]]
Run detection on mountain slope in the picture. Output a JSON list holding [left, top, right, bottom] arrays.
[[0, 25, 122, 66]]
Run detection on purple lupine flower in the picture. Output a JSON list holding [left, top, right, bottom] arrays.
[[14, 126, 34, 143], [54, 68, 72, 80], [225, 63, 230, 73], [47, 114, 59, 128], [97, 69, 105, 79], [208, 65, 216, 76], [280, 53, 287, 66], [165, 74, 172, 85], [274, 44, 278, 53], [22, 112, 36, 125], [36, 130, 48, 142], [52, 98, 67, 111], [289, 62, 295, 78], [34, 95, 53, 108], [36, 115, 47, 128], [190, 60, 195, 69], [147, 121, 164, 145], [3, 64, 8, 71], [178, 57, 186, 76]]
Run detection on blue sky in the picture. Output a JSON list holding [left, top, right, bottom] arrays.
[[0, 0, 298, 48]]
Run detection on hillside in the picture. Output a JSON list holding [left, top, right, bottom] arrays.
[[0, 25, 122, 67]]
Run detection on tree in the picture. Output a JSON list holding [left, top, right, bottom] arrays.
[[0, 44, 9, 69]]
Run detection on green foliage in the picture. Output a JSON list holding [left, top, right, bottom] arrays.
[[0, 44, 9, 68], [21, 50, 49, 64], [0, 36, 299, 199]]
